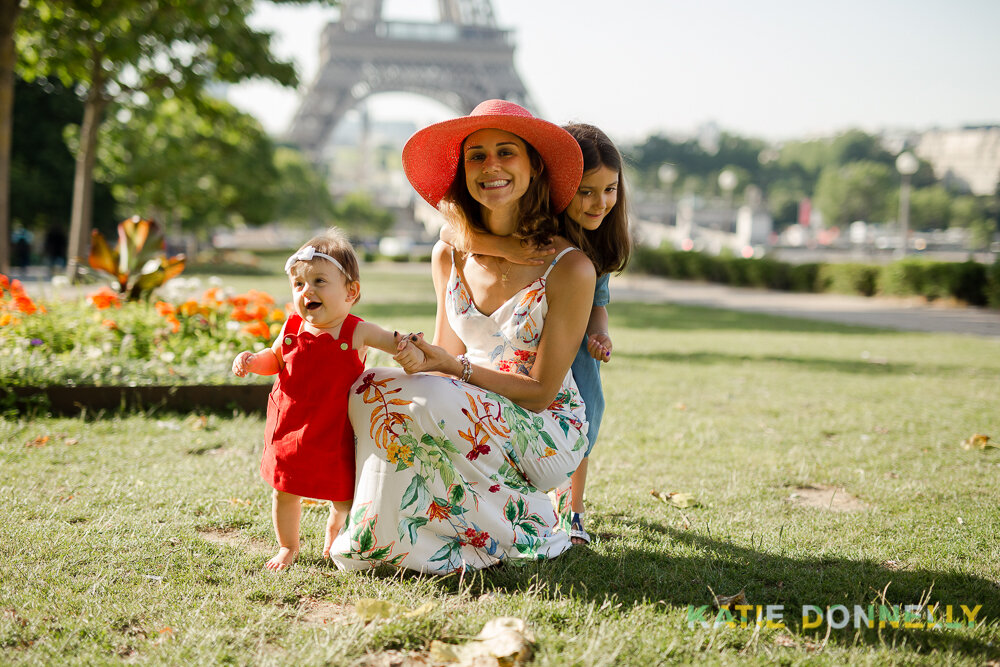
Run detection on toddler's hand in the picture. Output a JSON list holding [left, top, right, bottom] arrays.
[[393, 337, 426, 374], [587, 333, 612, 362], [232, 351, 255, 377]]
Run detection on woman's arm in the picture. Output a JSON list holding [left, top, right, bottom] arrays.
[[402, 247, 596, 412], [429, 240, 466, 355], [439, 223, 555, 266]]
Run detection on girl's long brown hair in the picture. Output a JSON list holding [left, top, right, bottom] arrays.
[[559, 123, 632, 276]]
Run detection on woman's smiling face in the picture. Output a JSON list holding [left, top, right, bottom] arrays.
[[463, 128, 535, 228]]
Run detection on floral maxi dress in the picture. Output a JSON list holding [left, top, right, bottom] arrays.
[[328, 248, 589, 574]]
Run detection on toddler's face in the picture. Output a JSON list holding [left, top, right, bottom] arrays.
[[565, 164, 619, 231], [288, 261, 357, 329]]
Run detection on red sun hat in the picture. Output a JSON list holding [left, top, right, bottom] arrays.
[[402, 99, 584, 213]]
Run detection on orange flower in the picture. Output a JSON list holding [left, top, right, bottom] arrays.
[[269, 309, 286, 322], [229, 306, 254, 322], [87, 287, 121, 310], [426, 501, 451, 522], [241, 320, 271, 339], [228, 295, 249, 308], [246, 289, 274, 306], [165, 314, 181, 334], [13, 295, 37, 315], [178, 300, 200, 317], [102, 319, 119, 330], [0, 274, 8, 290], [0, 313, 16, 327], [201, 287, 223, 305], [154, 301, 176, 317]]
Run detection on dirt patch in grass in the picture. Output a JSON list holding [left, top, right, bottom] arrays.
[[197, 528, 271, 554], [788, 485, 867, 512], [298, 598, 356, 626]]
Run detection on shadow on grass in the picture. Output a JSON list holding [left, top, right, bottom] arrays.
[[615, 349, 971, 377], [612, 302, 893, 335], [484, 525, 999, 658], [369, 524, 1000, 659]]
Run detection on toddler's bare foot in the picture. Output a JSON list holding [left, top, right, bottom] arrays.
[[265, 546, 298, 570]]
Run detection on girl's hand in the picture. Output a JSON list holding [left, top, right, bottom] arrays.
[[232, 351, 255, 377], [587, 333, 612, 362], [503, 238, 556, 265], [394, 333, 461, 376], [392, 338, 427, 373]]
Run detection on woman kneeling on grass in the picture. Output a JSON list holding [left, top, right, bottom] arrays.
[[327, 100, 596, 573]]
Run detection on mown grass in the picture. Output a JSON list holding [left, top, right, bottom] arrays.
[[2, 269, 999, 665]]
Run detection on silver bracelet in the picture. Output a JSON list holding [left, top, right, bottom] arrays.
[[457, 354, 473, 383]]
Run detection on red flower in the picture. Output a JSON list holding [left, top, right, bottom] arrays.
[[355, 372, 376, 394]]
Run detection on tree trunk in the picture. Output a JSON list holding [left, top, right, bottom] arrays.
[[0, 0, 21, 276], [65, 88, 107, 282]]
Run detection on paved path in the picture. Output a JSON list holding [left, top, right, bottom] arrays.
[[610, 274, 1000, 338]]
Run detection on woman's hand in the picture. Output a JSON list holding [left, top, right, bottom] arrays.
[[587, 333, 612, 362], [392, 335, 427, 372], [394, 333, 462, 377]]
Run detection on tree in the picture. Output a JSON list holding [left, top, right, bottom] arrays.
[[0, 0, 22, 274], [11, 77, 116, 243], [332, 193, 394, 240], [15, 1, 308, 280], [813, 161, 894, 228], [272, 146, 337, 226], [97, 94, 280, 238], [906, 185, 953, 231]]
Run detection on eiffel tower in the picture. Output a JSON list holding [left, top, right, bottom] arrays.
[[287, 0, 533, 160]]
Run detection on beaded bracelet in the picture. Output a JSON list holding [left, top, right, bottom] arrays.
[[457, 354, 473, 383]]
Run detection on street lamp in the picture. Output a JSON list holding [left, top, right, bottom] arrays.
[[895, 151, 919, 258], [658, 163, 678, 224], [718, 169, 737, 209]]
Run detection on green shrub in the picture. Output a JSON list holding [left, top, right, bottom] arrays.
[[878, 258, 987, 304], [788, 263, 821, 292], [818, 263, 880, 296], [986, 260, 1000, 308]]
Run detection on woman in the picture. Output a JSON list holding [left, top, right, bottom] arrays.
[[327, 100, 596, 574]]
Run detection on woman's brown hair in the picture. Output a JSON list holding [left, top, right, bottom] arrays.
[[559, 124, 632, 276]]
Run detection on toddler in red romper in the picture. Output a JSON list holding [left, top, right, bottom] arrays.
[[233, 228, 423, 570]]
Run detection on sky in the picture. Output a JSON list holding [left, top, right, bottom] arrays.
[[227, 0, 1000, 146]]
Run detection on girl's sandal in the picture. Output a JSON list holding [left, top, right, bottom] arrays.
[[570, 512, 591, 545]]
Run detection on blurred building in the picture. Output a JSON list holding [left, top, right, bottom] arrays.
[[915, 126, 1000, 196]]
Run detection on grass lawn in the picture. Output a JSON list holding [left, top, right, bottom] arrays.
[[2, 267, 999, 665]]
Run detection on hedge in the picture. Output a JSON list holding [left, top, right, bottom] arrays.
[[629, 246, 997, 307]]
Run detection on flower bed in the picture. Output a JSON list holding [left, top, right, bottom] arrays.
[[1, 274, 282, 413]]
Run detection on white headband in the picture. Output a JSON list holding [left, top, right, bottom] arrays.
[[284, 246, 349, 277]]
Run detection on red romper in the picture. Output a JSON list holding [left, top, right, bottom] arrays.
[[261, 312, 365, 501]]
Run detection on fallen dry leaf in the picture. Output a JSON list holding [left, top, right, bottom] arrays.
[[227, 498, 252, 506], [64, 438, 79, 446], [301, 498, 327, 506], [186, 415, 208, 431], [433, 617, 534, 666], [713, 590, 747, 609], [25, 436, 50, 448], [962, 434, 995, 450], [353, 599, 436, 623], [651, 489, 698, 508]]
